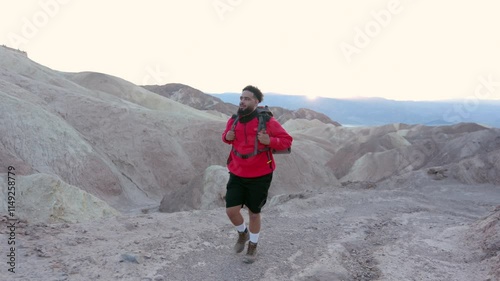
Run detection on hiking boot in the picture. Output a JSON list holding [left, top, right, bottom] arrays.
[[243, 242, 257, 264], [234, 230, 249, 253]]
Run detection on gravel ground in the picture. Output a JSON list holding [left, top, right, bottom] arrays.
[[2, 179, 499, 281]]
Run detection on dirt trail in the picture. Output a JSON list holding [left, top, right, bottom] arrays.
[[3, 179, 499, 281]]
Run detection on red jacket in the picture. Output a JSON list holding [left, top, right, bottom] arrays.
[[222, 111, 293, 178]]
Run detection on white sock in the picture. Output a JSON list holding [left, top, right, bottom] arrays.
[[249, 231, 259, 243], [235, 222, 247, 233]]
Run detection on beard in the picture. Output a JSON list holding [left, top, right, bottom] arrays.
[[237, 106, 254, 116]]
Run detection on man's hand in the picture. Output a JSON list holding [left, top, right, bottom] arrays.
[[225, 130, 235, 141], [257, 130, 270, 145]]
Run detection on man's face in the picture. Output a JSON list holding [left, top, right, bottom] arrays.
[[238, 90, 259, 115]]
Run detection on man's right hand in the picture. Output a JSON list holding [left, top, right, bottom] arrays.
[[225, 130, 235, 141]]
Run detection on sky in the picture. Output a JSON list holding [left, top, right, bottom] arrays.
[[1, 0, 499, 101]]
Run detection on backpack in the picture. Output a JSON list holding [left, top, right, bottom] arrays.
[[230, 105, 291, 159]]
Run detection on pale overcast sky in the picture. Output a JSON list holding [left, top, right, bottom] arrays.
[[1, 0, 499, 101]]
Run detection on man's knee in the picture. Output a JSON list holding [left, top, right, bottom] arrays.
[[248, 211, 260, 220], [226, 206, 241, 218]]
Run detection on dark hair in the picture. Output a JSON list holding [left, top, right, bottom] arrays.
[[243, 85, 263, 103]]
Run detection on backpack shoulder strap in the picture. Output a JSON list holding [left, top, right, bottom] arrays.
[[230, 114, 238, 131]]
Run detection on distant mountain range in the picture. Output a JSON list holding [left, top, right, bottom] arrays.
[[210, 93, 500, 128], [143, 84, 341, 126]]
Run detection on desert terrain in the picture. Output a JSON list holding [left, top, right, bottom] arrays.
[[0, 45, 499, 280]]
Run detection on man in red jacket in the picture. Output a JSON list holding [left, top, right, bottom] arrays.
[[222, 85, 293, 263]]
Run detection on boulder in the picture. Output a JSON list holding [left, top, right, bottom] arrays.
[[0, 173, 119, 223]]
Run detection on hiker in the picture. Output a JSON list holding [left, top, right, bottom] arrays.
[[222, 85, 293, 263]]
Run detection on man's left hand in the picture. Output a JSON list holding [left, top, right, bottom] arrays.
[[257, 130, 270, 145]]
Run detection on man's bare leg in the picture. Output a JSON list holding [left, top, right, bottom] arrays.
[[248, 210, 261, 234]]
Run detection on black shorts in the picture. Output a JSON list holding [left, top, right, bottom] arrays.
[[225, 172, 273, 214]]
